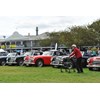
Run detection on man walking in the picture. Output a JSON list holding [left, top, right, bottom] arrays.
[[69, 44, 84, 73]]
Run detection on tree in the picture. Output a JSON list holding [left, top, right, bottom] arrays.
[[68, 26, 98, 46], [49, 32, 60, 46], [88, 19, 100, 46], [39, 39, 51, 47], [38, 19, 100, 47], [88, 19, 100, 33]]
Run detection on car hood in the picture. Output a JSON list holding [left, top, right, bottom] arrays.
[[0, 56, 7, 58], [25, 55, 52, 59], [17, 55, 25, 58], [89, 56, 100, 60], [32, 55, 52, 58], [55, 55, 69, 58]]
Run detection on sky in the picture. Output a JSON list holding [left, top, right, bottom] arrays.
[[0, 16, 100, 38], [0, 0, 100, 38]]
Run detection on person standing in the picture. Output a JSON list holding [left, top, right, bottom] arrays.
[[69, 44, 84, 73]]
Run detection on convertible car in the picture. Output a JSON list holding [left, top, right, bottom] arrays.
[[87, 55, 100, 71], [24, 50, 68, 67]]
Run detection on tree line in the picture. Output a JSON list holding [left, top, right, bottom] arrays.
[[39, 19, 100, 48]]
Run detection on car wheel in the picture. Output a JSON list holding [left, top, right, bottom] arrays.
[[89, 68, 93, 71], [18, 60, 24, 66], [36, 59, 44, 67], [1, 61, 6, 66]]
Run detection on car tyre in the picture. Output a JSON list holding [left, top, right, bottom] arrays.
[[17, 60, 24, 66], [1, 60, 6, 66], [89, 68, 93, 71], [36, 59, 44, 67]]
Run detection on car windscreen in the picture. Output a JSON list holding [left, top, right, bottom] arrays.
[[97, 55, 100, 57], [0, 52, 8, 56], [83, 52, 97, 56], [7, 53, 16, 57], [42, 51, 53, 56], [24, 52, 32, 56]]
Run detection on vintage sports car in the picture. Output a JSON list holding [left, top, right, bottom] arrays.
[[81, 51, 97, 68], [24, 50, 67, 67], [87, 55, 100, 71], [51, 55, 76, 73]]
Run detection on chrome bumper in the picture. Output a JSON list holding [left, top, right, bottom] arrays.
[[87, 65, 100, 68]]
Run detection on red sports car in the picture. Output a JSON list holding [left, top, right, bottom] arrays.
[[87, 55, 100, 71], [24, 50, 67, 67]]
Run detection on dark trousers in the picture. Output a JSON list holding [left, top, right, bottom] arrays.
[[76, 57, 83, 73]]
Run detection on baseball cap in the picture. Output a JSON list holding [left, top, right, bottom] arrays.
[[72, 44, 76, 47]]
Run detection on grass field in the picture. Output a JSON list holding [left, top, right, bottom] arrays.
[[0, 66, 100, 83]]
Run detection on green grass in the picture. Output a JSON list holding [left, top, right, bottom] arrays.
[[0, 66, 100, 83]]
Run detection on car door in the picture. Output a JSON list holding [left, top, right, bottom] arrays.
[[43, 56, 52, 65]]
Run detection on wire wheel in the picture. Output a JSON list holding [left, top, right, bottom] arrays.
[[36, 59, 44, 67]]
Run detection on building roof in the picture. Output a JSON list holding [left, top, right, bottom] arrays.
[[6, 31, 27, 41], [25, 33, 49, 40], [0, 31, 49, 42], [38, 33, 49, 39]]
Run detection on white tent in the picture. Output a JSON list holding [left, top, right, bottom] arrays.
[[0, 49, 5, 52]]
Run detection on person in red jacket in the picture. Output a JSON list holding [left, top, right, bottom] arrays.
[[69, 44, 84, 73]]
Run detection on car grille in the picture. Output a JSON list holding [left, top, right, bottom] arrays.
[[7, 57, 15, 62], [52, 57, 71, 65], [93, 61, 100, 65], [7, 58, 11, 62]]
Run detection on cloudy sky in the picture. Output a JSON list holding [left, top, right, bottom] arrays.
[[0, 0, 100, 39], [0, 16, 100, 38]]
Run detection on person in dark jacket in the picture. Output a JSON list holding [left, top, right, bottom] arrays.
[[69, 44, 84, 73]]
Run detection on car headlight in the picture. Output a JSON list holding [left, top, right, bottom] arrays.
[[24, 56, 30, 61], [30, 57, 35, 61], [87, 58, 90, 63]]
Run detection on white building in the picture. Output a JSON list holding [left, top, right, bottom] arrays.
[[0, 31, 49, 52]]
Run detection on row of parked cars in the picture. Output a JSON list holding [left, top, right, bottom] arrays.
[[0, 50, 67, 66], [0, 49, 100, 71], [0, 51, 34, 66]]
